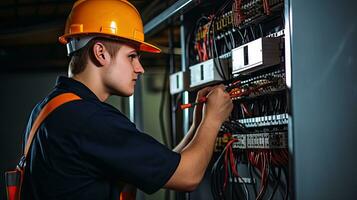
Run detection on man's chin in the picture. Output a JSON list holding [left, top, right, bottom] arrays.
[[111, 90, 134, 97]]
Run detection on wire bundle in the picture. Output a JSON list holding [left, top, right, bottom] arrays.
[[212, 121, 289, 200], [211, 135, 250, 200], [248, 149, 289, 200], [211, 137, 289, 200], [262, 0, 271, 15], [192, 16, 211, 63], [233, 0, 245, 26]]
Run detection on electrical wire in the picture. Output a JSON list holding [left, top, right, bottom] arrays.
[[250, 26, 256, 40], [209, 0, 232, 80], [237, 29, 246, 43], [222, 34, 232, 50], [229, 30, 236, 48], [186, 16, 209, 65], [203, 13, 224, 79], [268, 167, 281, 200], [282, 166, 289, 200], [259, 24, 264, 37], [211, 142, 230, 199], [208, 15, 226, 80], [248, 161, 258, 198]]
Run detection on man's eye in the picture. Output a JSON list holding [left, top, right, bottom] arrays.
[[128, 54, 141, 61]]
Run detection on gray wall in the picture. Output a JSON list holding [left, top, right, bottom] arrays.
[[289, 0, 357, 199], [0, 71, 66, 199]]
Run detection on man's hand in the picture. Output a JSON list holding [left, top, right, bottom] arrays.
[[174, 86, 213, 153], [203, 84, 233, 125], [166, 84, 233, 191]]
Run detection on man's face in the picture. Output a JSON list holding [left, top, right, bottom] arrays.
[[103, 43, 144, 97]]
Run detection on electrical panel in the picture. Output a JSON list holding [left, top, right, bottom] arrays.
[[169, 0, 289, 199]]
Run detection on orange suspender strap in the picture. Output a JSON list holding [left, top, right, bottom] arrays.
[[120, 192, 136, 200], [120, 185, 137, 200], [23, 93, 82, 157], [6, 93, 81, 200]]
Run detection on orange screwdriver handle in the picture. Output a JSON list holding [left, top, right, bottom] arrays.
[[180, 103, 193, 110], [180, 96, 208, 110]]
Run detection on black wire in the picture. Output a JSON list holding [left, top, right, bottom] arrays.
[[262, 157, 271, 199], [211, 158, 221, 199], [207, 14, 225, 80], [218, 165, 226, 200], [208, 0, 232, 80], [211, 145, 229, 200], [248, 162, 258, 198], [239, 176, 250, 200], [268, 167, 281, 200], [223, 34, 232, 50], [228, 148, 250, 200], [236, 152, 250, 200], [250, 25, 256, 40], [212, 19, 227, 80], [227, 158, 233, 200], [282, 166, 289, 200]]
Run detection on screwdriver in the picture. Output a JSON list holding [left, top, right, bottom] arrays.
[[180, 96, 207, 110], [179, 80, 242, 110]]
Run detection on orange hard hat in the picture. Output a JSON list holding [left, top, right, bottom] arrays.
[[59, 0, 161, 54]]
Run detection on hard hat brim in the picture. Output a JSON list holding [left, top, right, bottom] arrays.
[[59, 33, 161, 54], [138, 41, 161, 53]]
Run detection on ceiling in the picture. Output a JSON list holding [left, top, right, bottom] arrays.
[[0, 0, 181, 72]]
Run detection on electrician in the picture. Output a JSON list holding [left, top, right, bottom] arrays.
[[20, 0, 233, 199]]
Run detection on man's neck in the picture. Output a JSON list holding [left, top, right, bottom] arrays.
[[69, 72, 109, 102]]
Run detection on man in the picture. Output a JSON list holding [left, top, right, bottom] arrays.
[[21, 0, 233, 199]]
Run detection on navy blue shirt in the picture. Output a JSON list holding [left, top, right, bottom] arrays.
[[21, 76, 180, 200]]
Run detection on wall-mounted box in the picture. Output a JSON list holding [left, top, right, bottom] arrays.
[[169, 71, 189, 94], [232, 37, 281, 74], [189, 59, 226, 89]]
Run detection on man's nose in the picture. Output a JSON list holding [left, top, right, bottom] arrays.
[[134, 61, 145, 74]]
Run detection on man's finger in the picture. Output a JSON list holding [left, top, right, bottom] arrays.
[[197, 86, 213, 97]]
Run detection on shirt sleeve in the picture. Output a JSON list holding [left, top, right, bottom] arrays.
[[79, 108, 181, 194]]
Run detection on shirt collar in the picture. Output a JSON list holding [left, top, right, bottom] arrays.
[[55, 76, 100, 101]]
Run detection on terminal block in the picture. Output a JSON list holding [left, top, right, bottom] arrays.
[[237, 113, 288, 128]]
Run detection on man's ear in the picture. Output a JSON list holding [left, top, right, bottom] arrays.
[[92, 42, 110, 66]]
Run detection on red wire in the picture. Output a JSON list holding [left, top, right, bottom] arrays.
[[263, 0, 271, 15], [229, 144, 239, 176], [202, 40, 208, 61], [224, 146, 229, 189], [223, 138, 239, 189]]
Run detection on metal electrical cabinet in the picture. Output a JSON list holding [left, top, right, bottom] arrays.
[[144, 0, 357, 199], [288, 0, 357, 199]]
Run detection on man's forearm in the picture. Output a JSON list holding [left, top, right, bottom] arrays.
[[179, 118, 221, 184], [173, 125, 196, 153], [165, 118, 221, 191]]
